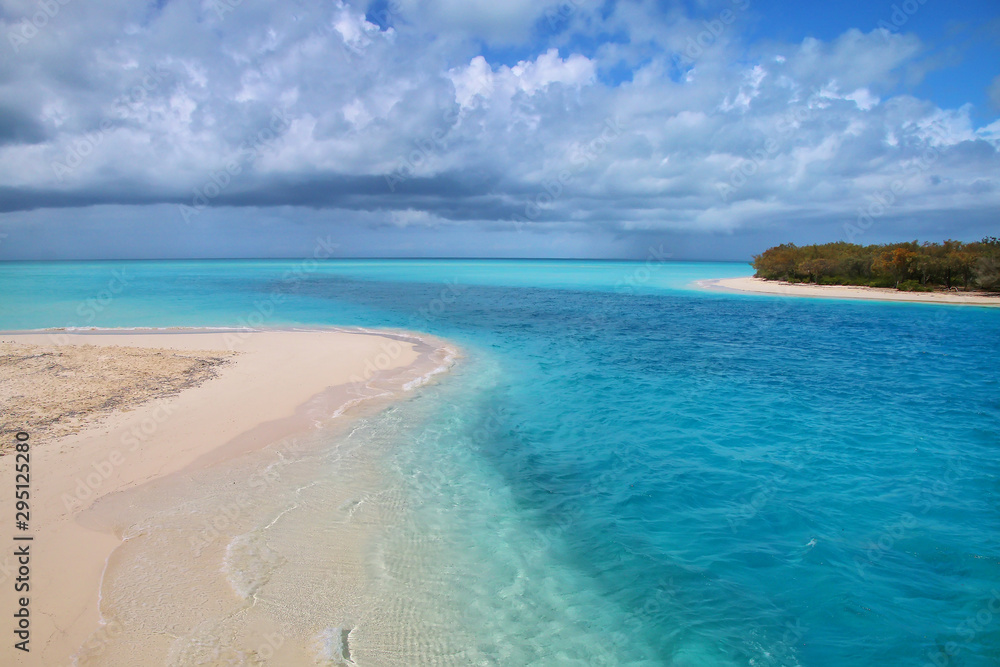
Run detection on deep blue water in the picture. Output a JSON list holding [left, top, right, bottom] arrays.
[[2, 259, 999, 665]]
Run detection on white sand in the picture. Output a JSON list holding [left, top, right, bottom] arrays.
[[700, 276, 1000, 306], [0, 328, 454, 665]]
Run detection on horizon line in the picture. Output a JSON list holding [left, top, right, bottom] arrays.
[[0, 256, 754, 263]]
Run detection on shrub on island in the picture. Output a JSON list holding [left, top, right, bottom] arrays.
[[752, 237, 1000, 292]]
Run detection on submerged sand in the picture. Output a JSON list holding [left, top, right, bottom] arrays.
[[701, 276, 1000, 306], [0, 328, 457, 665]]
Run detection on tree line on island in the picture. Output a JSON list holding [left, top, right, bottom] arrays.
[[752, 238, 1000, 292]]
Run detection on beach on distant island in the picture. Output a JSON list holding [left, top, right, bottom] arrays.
[[1, 259, 999, 665], [700, 276, 1000, 306], [0, 328, 456, 665], [3, 0, 1000, 658]]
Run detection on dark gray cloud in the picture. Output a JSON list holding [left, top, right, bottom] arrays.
[[0, 103, 48, 145], [0, 0, 997, 260]]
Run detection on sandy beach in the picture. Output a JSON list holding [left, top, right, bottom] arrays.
[[700, 276, 1000, 306], [0, 328, 456, 665]]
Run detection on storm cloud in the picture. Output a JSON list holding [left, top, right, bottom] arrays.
[[0, 0, 997, 258]]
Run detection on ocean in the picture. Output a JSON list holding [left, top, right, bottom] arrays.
[[1, 259, 998, 665]]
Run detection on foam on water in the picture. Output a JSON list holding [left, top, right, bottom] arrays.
[[3, 259, 998, 665], [223, 527, 289, 601], [314, 627, 355, 665]]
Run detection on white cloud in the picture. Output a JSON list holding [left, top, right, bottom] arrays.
[[975, 119, 1000, 146], [448, 56, 495, 109], [844, 88, 879, 111], [720, 65, 767, 112], [990, 75, 1000, 111], [0, 0, 997, 255], [448, 49, 595, 109], [509, 49, 595, 94]]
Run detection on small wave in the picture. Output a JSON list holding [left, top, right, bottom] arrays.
[[222, 531, 286, 601], [328, 392, 391, 420], [45, 325, 257, 332], [402, 346, 459, 391], [314, 627, 355, 665]]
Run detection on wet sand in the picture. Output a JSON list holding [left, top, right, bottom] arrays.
[[0, 328, 456, 665], [700, 276, 1000, 306]]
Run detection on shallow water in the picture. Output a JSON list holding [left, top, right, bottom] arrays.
[[2, 259, 999, 665]]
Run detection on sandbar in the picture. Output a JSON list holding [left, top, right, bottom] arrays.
[[0, 328, 455, 665], [700, 276, 1000, 306]]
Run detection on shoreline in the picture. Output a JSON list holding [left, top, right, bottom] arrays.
[[699, 276, 1000, 306], [0, 327, 457, 665]]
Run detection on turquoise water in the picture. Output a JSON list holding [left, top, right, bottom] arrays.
[[2, 259, 999, 665]]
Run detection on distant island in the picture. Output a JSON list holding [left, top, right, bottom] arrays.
[[751, 238, 1000, 293]]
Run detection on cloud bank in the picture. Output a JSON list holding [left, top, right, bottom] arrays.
[[0, 0, 997, 258]]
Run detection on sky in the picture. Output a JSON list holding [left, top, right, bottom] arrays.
[[0, 0, 998, 261]]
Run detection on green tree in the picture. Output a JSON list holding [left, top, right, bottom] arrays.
[[752, 238, 999, 291], [974, 237, 1000, 291], [873, 247, 916, 288], [753, 244, 800, 281], [797, 258, 838, 283]]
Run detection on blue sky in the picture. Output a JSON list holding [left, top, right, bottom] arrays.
[[742, 0, 999, 118], [0, 0, 997, 260]]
